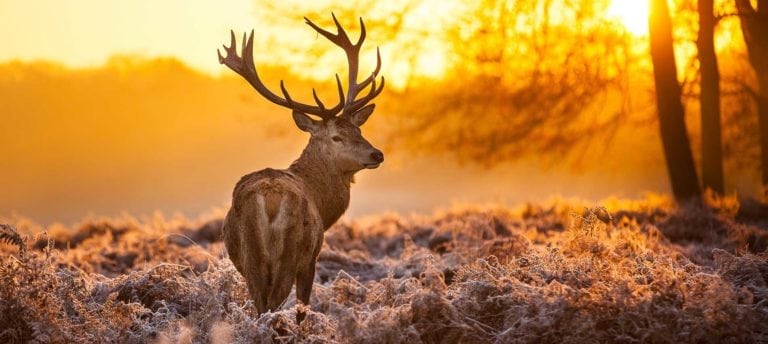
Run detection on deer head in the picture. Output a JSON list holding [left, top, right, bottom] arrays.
[[218, 14, 385, 171]]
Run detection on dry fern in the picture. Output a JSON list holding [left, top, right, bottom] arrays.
[[0, 196, 767, 343], [0, 224, 26, 258]]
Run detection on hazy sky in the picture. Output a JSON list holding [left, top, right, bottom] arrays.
[[0, 0, 649, 82], [0, 0, 256, 74], [2, 0, 754, 225], [0, 0, 457, 88]]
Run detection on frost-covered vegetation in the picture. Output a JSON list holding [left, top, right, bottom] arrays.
[[1, 196, 767, 343]]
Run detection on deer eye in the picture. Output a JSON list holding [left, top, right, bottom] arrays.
[[332, 136, 343, 142]]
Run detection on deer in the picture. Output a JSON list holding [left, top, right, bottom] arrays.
[[217, 14, 384, 323]]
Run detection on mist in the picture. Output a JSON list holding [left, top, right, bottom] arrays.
[[0, 58, 680, 225]]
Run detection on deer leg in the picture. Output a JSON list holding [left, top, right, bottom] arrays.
[[245, 269, 268, 315], [266, 266, 295, 312], [295, 261, 316, 324]]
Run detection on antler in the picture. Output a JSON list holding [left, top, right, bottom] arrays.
[[218, 14, 384, 120], [218, 30, 345, 120], [305, 14, 385, 116]]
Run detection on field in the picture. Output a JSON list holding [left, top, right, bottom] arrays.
[[1, 196, 768, 343]]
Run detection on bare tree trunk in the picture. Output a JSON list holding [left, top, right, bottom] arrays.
[[736, 0, 768, 188], [649, 0, 702, 201], [698, 0, 724, 194]]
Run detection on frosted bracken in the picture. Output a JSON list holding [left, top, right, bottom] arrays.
[[1, 196, 767, 343]]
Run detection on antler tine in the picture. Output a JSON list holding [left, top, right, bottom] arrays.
[[304, 13, 355, 49], [356, 17, 366, 47], [279, 80, 294, 103], [332, 13, 353, 47], [354, 47, 382, 93], [218, 29, 344, 119], [333, 74, 345, 111], [312, 89, 326, 111]]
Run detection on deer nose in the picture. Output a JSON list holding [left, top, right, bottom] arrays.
[[370, 150, 384, 163]]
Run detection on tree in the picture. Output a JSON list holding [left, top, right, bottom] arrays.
[[649, 0, 702, 201], [697, 0, 724, 194], [397, 0, 633, 164], [735, 0, 768, 188]]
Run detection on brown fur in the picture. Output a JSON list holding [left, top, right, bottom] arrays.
[[222, 117, 382, 322]]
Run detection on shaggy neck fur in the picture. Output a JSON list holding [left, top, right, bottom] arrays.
[[288, 139, 356, 229]]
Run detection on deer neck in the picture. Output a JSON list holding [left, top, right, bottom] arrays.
[[288, 142, 354, 229]]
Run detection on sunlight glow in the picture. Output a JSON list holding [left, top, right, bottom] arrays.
[[606, 0, 649, 36], [416, 50, 448, 78], [0, 0, 256, 75]]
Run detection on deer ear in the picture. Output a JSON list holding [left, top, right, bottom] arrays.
[[347, 104, 376, 127], [292, 110, 320, 133]]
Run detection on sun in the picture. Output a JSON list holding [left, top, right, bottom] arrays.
[[606, 0, 650, 36]]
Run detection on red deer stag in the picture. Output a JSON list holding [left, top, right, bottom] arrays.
[[218, 14, 384, 323]]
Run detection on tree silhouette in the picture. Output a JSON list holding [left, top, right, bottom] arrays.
[[649, 0, 702, 201], [697, 0, 724, 194], [735, 0, 768, 189]]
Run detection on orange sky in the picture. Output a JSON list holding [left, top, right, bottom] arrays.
[[0, 0, 738, 72], [0, 0, 255, 74], [0, 0, 759, 224], [0, 0, 658, 86], [0, 0, 457, 88]]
